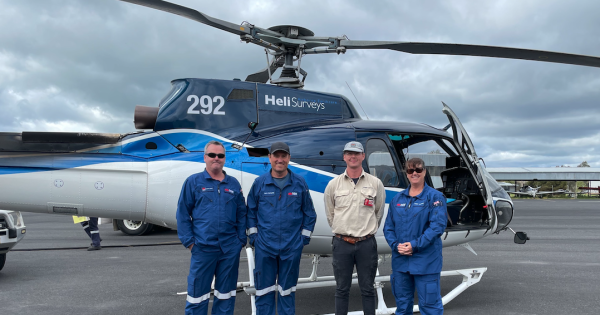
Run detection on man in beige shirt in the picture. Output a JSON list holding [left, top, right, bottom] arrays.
[[324, 141, 386, 315]]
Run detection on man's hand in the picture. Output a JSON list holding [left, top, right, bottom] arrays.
[[302, 236, 311, 246], [188, 244, 194, 251], [397, 242, 413, 255]]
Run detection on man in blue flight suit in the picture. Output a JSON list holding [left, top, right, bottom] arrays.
[[176, 140, 247, 315], [247, 141, 317, 315], [384, 157, 447, 315]]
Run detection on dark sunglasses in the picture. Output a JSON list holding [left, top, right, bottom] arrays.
[[406, 167, 424, 174], [206, 153, 225, 159]]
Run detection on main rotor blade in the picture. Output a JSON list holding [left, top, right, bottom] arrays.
[[118, 0, 250, 36], [339, 40, 600, 68]]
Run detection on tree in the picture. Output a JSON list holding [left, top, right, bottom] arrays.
[[578, 161, 591, 167]]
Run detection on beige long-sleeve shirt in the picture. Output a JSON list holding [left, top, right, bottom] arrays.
[[324, 169, 386, 237]]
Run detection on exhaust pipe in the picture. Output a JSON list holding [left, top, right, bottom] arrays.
[[134, 105, 160, 130]]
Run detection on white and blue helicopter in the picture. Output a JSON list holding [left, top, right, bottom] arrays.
[[2, 0, 600, 312]]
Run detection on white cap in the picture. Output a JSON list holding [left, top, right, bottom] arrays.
[[343, 141, 364, 153]]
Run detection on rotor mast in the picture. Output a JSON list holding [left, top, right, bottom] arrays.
[[241, 24, 325, 89]]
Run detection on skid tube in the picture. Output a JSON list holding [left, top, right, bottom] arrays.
[[239, 248, 487, 314]]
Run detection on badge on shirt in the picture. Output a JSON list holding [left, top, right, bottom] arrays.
[[201, 187, 214, 192], [364, 198, 374, 207], [397, 203, 406, 207], [433, 201, 441, 207], [224, 188, 235, 195], [288, 192, 298, 197], [263, 191, 275, 195]]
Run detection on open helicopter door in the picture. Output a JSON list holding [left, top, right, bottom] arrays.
[[442, 103, 498, 232]]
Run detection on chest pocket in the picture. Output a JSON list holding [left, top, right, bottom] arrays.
[[285, 191, 302, 208], [334, 190, 352, 209], [197, 188, 215, 201], [406, 201, 427, 222], [360, 186, 377, 208], [223, 191, 236, 204], [360, 186, 376, 198], [223, 191, 237, 221], [193, 189, 215, 217], [259, 191, 277, 207]]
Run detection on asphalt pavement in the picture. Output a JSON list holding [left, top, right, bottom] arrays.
[[1, 199, 599, 314]]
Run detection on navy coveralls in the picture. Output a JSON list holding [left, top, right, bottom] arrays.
[[247, 169, 317, 315], [384, 183, 447, 315], [177, 170, 247, 315], [81, 217, 101, 247]]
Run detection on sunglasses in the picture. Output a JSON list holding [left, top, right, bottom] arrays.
[[406, 167, 424, 174], [206, 153, 225, 159]]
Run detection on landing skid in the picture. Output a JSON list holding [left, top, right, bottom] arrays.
[[239, 247, 487, 314]]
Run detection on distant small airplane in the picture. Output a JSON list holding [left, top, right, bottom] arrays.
[[508, 186, 569, 198]]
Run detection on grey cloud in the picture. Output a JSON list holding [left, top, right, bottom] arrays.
[[1, 0, 599, 167]]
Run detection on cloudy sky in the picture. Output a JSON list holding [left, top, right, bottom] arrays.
[[1, 0, 599, 168]]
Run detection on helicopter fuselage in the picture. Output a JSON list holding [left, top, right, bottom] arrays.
[[0, 78, 514, 254]]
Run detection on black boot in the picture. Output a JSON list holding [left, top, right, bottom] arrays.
[[87, 245, 102, 251]]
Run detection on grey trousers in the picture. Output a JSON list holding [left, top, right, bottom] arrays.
[[332, 236, 378, 315]]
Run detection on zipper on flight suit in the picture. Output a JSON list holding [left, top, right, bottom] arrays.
[[217, 182, 221, 237]]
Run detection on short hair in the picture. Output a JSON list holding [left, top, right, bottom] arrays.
[[204, 140, 225, 154], [405, 157, 425, 170]]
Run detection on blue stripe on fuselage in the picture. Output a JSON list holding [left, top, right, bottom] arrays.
[[0, 132, 411, 201]]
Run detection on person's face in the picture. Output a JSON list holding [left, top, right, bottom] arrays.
[[204, 144, 225, 173], [343, 151, 365, 169], [406, 164, 426, 186], [269, 151, 290, 173]]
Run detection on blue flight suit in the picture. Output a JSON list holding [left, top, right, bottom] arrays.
[[177, 170, 247, 315], [247, 169, 317, 315], [383, 183, 447, 315]]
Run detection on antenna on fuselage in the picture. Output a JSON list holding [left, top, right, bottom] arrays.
[[345, 81, 369, 120], [231, 122, 259, 151]]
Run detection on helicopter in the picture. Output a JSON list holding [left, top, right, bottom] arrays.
[[2, 0, 600, 313]]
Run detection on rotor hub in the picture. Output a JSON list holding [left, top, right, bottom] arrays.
[[268, 25, 314, 39]]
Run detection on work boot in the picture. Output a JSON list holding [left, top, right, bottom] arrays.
[[90, 238, 103, 246], [87, 245, 102, 251]]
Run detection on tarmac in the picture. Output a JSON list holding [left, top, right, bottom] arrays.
[[1, 199, 599, 314]]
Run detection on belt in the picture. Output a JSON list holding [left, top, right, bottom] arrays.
[[335, 234, 374, 245]]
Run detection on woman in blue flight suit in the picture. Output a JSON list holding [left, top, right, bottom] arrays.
[[384, 157, 447, 315]]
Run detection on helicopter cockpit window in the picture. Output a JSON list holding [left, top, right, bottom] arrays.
[[389, 134, 459, 189], [365, 139, 399, 187]]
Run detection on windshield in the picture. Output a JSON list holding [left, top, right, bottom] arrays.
[[482, 168, 511, 200]]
